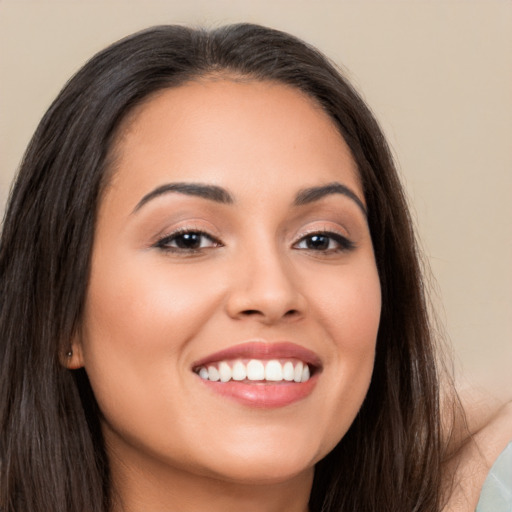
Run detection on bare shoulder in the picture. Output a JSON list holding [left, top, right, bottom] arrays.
[[442, 398, 512, 511]]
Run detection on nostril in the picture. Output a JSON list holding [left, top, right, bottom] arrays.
[[240, 309, 299, 318], [241, 309, 261, 316]]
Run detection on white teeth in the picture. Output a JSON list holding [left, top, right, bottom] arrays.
[[265, 360, 283, 381], [197, 359, 312, 383], [293, 361, 303, 383], [283, 361, 294, 381], [208, 365, 220, 382], [218, 361, 232, 382], [301, 364, 310, 383], [247, 359, 265, 381], [232, 361, 247, 381]]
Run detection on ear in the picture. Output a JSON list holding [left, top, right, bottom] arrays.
[[61, 334, 85, 370]]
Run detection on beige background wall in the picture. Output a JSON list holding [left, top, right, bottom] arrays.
[[1, 0, 511, 396]]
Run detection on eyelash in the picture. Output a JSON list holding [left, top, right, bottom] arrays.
[[154, 228, 222, 254], [293, 231, 355, 254], [154, 229, 355, 254]]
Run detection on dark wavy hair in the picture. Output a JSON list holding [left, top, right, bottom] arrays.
[[0, 24, 443, 511]]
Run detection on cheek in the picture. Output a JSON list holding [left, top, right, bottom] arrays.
[[77, 253, 226, 413], [77, 257, 228, 451], [82, 251, 223, 353], [304, 258, 381, 451], [329, 263, 381, 384], [311, 257, 381, 350]]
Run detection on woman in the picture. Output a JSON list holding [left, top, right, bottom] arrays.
[[0, 24, 509, 512]]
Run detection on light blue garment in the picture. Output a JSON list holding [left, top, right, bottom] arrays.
[[476, 442, 512, 511]]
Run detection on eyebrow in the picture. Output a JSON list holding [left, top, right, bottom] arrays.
[[132, 182, 234, 213], [132, 180, 366, 217], [293, 182, 367, 216]]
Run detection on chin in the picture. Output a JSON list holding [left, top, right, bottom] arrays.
[[203, 453, 316, 485], [189, 432, 325, 485]]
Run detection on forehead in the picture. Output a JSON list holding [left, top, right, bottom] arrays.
[[107, 79, 362, 205]]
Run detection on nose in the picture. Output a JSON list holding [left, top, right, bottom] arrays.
[[225, 245, 307, 325]]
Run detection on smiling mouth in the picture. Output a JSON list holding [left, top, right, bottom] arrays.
[[194, 359, 312, 383], [191, 341, 321, 408]]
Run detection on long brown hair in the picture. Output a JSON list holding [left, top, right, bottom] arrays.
[[0, 24, 442, 511]]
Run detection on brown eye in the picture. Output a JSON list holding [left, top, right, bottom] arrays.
[[304, 234, 330, 251], [156, 230, 221, 252], [294, 232, 355, 253]]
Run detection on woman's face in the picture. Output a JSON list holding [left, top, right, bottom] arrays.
[[72, 79, 381, 485]]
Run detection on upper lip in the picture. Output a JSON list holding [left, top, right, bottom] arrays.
[[191, 341, 322, 370]]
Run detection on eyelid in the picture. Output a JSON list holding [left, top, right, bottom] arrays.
[[149, 218, 221, 244], [155, 228, 221, 248], [149, 218, 225, 253], [292, 225, 356, 252], [293, 222, 350, 242]]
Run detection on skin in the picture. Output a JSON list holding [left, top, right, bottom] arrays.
[[69, 79, 381, 512], [442, 397, 512, 511]]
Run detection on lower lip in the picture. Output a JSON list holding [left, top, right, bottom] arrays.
[[196, 375, 318, 408]]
